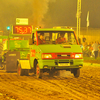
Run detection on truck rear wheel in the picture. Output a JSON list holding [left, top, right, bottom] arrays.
[[36, 63, 43, 78], [73, 68, 80, 78]]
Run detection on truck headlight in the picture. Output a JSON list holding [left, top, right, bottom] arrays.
[[75, 54, 83, 58], [42, 54, 52, 59]]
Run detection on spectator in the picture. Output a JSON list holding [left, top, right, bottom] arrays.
[[98, 46, 100, 57], [92, 41, 99, 59], [82, 36, 86, 42], [89, 45, 93, 57], [78, 37, 81, 44]]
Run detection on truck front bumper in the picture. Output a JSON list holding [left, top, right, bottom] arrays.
[[38, 59, 83, 70]]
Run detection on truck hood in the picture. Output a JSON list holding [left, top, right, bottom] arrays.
[[38, 45, 82, 53]]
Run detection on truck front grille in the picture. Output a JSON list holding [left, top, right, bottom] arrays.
[[56, 53, 71, 59]]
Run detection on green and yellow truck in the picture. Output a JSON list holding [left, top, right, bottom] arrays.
[[0, 37, 30, 72], [17, 27, 83, 78], [0, 25, 32, 72]]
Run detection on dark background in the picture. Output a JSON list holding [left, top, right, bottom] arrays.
[[0, 0, 99, 32]]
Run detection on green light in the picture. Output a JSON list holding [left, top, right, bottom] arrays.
[[7, 26, 10, 30]]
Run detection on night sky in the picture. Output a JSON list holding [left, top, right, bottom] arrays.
[[0, 0, 100, 32], [47, 0, 100, 28]]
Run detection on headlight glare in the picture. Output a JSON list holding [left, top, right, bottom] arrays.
[[42, 54, 52, 59], [75, 54, 83, 58]]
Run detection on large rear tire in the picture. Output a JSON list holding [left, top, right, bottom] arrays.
[[36, 63, 43, 78], [24, 69, 29, 76], [17, 64, 24, 76]]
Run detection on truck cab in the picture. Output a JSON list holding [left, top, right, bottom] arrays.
[[18, 27, 83, 78], [27, 27, 83, 78]]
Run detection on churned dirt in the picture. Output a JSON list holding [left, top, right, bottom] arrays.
[[84, 59, 100, 64], [0, 63, 100, 100]]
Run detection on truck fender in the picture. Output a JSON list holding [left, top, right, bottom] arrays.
[[17, 59, 31, 69]]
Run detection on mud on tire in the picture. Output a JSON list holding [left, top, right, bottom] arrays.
[[36, 63, 43, 78], [17, 64, 24, 76], [17, 64, 29, 76]]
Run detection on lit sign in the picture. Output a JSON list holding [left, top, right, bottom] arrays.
[[13, 25, 32, 34]]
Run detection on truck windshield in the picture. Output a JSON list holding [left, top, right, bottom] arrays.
[[37, 31, 77, 45]]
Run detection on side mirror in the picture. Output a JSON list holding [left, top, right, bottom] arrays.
[[29, 33, 36, 45], [32, 33, 34, 43]]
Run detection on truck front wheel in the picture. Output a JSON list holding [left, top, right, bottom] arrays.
[[72, 68, 80, 78], [49, 70, 55, 77], [36, 63, 43, 78]]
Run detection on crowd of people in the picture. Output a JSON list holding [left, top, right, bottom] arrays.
[[81, 41, 100, 59]]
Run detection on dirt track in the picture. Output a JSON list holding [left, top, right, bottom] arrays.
[[0, 64, 100, 100]]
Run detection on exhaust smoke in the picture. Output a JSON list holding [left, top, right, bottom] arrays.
[[32, 0, 56, 27]]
